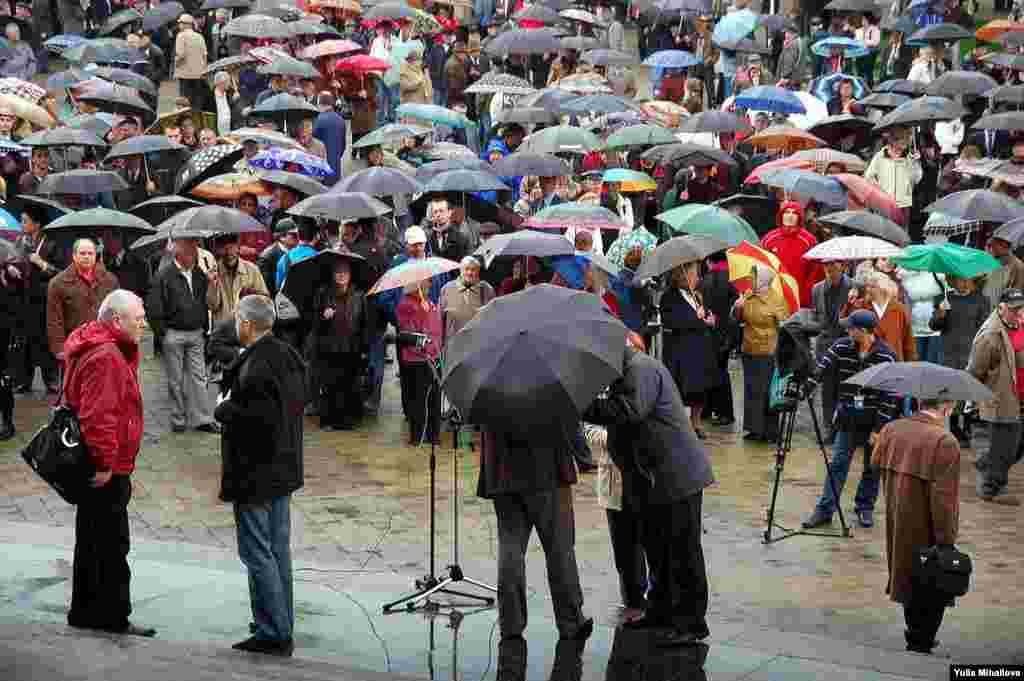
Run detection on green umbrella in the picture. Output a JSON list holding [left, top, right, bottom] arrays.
[[604, 124, 677, 151], [655, 203, 759, 246], [521, 125, 602, 154], [892, 243, 1002, 279], [605, 226, 659, 267], [44, 207, 154, 232], [353, 123, 432, 149]]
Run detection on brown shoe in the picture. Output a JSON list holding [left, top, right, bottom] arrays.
[[984, 494, 1021, 506]]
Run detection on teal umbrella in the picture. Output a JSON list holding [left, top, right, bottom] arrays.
[[604, 124, 677, 150], [44, 207, 154, 232], [655, 203, 759, 246], [893, 243, 1002, 279], [395, 103, 470, 129], [520, 125, 602, 154]]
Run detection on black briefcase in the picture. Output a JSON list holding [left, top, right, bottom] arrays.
[[912, 544, 972, 598]]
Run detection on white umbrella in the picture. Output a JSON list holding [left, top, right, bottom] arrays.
[[803, 235, 902, 261]]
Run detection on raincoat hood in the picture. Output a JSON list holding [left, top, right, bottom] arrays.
[[776, 200, 805, 231], [63, 319, 140, 370]]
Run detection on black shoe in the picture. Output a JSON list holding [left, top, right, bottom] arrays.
[[70, 621, 156, 637], [196, 422, 221, 434], [249, 622, 257, 634], [742, 432, 763, 441], [714, 417, 735, 427], [232, 636, 294, 656], [801, 510, 833, 529], [561, 617, 593, 641], [171, 424, 187, 433]]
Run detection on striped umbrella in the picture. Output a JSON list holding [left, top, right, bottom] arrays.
[[832, 173, 902, 222], [524, 202, 629, 231], [368, 257, 462, 296], [727, 240, 800, 315]]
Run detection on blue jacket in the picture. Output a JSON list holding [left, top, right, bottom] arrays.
[[483, 137, 522, 204], [313, 110, 347, 186]]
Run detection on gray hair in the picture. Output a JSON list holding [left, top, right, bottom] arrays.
[[72, 237, 97, 254], [5, 23, 19, 40], [98, 289, 141, 322], [460, 255, 481, 270], [236, 294, 276, 330]]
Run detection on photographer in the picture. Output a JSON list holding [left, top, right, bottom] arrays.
[[803, 310, 899, 530]]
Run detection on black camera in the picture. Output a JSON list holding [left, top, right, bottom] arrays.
[[639, 277, 663, 334]]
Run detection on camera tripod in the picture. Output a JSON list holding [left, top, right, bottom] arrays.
[[381, 358, 496, 613], [763, 388, 851, 544]]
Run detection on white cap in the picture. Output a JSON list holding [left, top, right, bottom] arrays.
[[405, 226, 427, 245]]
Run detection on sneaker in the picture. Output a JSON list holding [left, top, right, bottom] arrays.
[[855, 509, 874, 528], [801, 510, 832, 529]]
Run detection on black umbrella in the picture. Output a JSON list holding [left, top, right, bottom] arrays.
[[441, 284, 628, 430], [971, 111, 1024, 132], [561, 94, 641, 115], [424, 170, 510, 193], [37, 170, 130, 195], [106, 135, 186, 160], [223, 13, 292, 39], [474, 230, 575, 266], [874, 96, 966, 132], [175, 144, 245, 194], [712, 194, 778, 237], [249, 93, 319, 130], [201, 0, 251, 9], [486, 27, 563, 56], [635, 235, 730, 279], [8, 195, 70, 225], [491, 152, 571, 177], [143, 2, 184, 31], [155, 205, 266, 238], [77, 85, 155, 123], [260, 170, 327, 197], [875, 79, 927, 97], [287, 192, 392, 222], [415, 159, 494, 182], [859, 92, 911, 110], [91, 66, 158, 97], [642, 143, 737, 167], [816, 210, 911, 246], [281, 248, 370, 318], [334, 167, 424, 195], [677, 111, 752, 134], [99, 8, 143, 36], [258, 56, 320, 80], [925, 189, 1023, 224], [497, 107, 560, 126], [844, 362, 993, 402], [909, 22, 972, 43], [824, 0, 876, 11], [926, 70, 999, 98], [20, 128, 107, 148], [808, 114, 875, 149], [129, 195, 204, 225]]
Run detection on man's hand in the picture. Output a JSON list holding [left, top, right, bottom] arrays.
[[28, 253, 46, 270], [847, 289, 860, 304], [5, 264, 20, 281], [91, 470, 113, 487], [208, 267, 219, 287]]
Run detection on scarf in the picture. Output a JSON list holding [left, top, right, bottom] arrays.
[[76, 264, 97, 287]]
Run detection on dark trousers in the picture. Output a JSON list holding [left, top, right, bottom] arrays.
[[606, 505, 648, 609], [705, 362, 734, 422], [903, 588, 947, 652], [405, 361, 439, 444], [10, 330, 58, 390], [319, 351, 361, 428], [68, 475, 132, 630], [642, 491, 709, 636], [178, 78, 207, 111], [493, 486, 585, 639]]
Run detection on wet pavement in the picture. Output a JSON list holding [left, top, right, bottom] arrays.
[[0, 332, 1021, 679]]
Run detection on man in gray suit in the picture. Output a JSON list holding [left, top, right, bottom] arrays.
[[584, 344, 715, 647], [810, 261, 852, 442], [478, 422, 592, 644]]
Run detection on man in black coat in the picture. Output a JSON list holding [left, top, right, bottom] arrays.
[[700, 251, 738, 426], [584, 345, 715, 647], [215, 294, 306, 657]]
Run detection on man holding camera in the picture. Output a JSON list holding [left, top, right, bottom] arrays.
[[804, 310, 899, 530]]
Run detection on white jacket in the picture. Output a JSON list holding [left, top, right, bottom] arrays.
[[864, 148, 923, 209]]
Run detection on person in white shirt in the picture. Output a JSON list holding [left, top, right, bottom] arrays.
[[907, 46, 945, 84]]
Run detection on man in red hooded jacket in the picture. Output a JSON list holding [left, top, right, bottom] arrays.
[[63, 289, 156, 638], [761, 201, 822, 309]]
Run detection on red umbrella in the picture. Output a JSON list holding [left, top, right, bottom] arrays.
[[335, 54, 391, 74], [832, 173, 902, 223], [744, 158, 816, 185]]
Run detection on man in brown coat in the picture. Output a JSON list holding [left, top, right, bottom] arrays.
[[47, 238, 120, 361], [872, 401, 960, 655]]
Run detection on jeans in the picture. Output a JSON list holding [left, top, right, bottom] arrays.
[[376, 81, 399, 125], [234, 495, 294, 642], [916, 335, 943, 364], [161, 328, 213, 429], [364, 331, 386, 413], [432, 84, 448, 108], [815, 427, 880, 517]]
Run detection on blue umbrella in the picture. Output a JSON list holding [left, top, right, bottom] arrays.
[[813, 73, 868, 102], [812, 37, 871, 58], [561, 94, 642, 114], [757, 167, 847, 208], [0, 208, 20, 231], [0, 140, 25, 155], [734, 85, 806, 114], [249, 146, 333, 178], [642, 50, 702, 68], [44, 34, 89, 54], [712, 8, 759, 46], [395, 103, 471, 129]]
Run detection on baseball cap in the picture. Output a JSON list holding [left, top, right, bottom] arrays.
[[841, 309, 879, 331], [1001, 288, 1024, 307], [405, 225, 427, 245]]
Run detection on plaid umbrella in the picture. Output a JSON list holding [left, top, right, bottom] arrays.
[[832, 173, 903, 222], [465, 72, 536, 96], [727, 240, 800, 315], [301, 39, 362, 60], [605, 226, 658, 267], [368, 257, 462, 295], [250, 147, 333, 177], [191, 173, 271, 200], [525, 202, 628, 231], [0, 78, 45, 103]]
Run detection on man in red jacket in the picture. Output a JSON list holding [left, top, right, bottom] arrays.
[[63, 289, 155, 638]]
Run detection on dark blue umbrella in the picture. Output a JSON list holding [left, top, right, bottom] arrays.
[[642, 50, 702, 68], [873, 96, 966, 131], [734, 86, 806, 115]]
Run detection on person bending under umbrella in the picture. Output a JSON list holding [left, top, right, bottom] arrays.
[[396, 279, 442, 446]]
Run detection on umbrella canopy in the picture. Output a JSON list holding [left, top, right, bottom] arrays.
[[560, 36, 602, 52], [756, 167, 847, 208], [787, 148, 867, 174], [954, 159, 1024, 188], [301, 39, 362, 60], [734, 86, 806, 115], [44, 207, 153, 232], [491, 152, 571, 177], [37, 169, 129, 195], [521, 125, 602, 154], [518, 88, 578, 114], [334, 54, 391, 74], [816, 210, 910, 246], [486, 27, 563, 55], [976, 19, 1024, 43], [641, 142, 737, 167], [604, 226, 659, 267], [142, 2, 185, 31], [204, 55, 260, 77], [824, 0, 877, 11], [175, 144, 245, 194], [151, 205, 267, 240], [524, 202, 628, 231], [353, 123, 432, 149], [20, 128, 106, 148], [249, 93, 319, 120], [926, 70, 999, 98], [642, 50, 702, 68], [812, 73, 868, 101], [201, 0, 252, 9], [191, 173, 271, 200], [281, 248, 370, 316], [0, 238, 19, 260], [552, 72, 613, 95], [602, 168, 656, 192], [395, 103, 470, 128], [991, 217, 1024, 248], [260, 170, 328, 197], [224, 13, 292, 39], [228, 127, 305, 150], [560, 7, 603, 24], [831, 173, 903, 222], [335, 167, 423, 195], [874, 95, 967, 132], [1001, 31, 1024, 47], [656, 203, 759, 245], [415, 159, 493, 181], [258, 56, 320, 80], [474, 230, 575, 267], [910, 22, 973, 42], [893, 242, 1002, 278], [129, 196, 203, 224], [746, 126, 826, 151], [498, 107, 561, 126], [971, 111, 1024, 132], [727, 240, 801, 314], [105, 134, 185, 160], [77, 84, 154, 122], [604, 124, 677, 150], [442, 284, 628, 430], [803, 235, 901, 261], [513, 3, 563, 23], [811, 37, 870, 58], [0, 209, 20, 231], [712, 8, 758, 46], [365, 2, 417, 19], [250, 147, 333, 178], [925, 189, 1023, 224], [560, 94, 641, 115], [677, 110, 752, 134], [875, 79, 927, 96], [99, 8, 142, 35], [845, 362, 993, 402], [91, 67, 157, 96], [981, 52, 1024, 70], [807, 114, 874, 149], [465, 72, 536, 96], [635, 234, 731, 279], [11, 195, 71, 222], [287, 192, 391, 222], [369, 256, 461, 296], [423, 170, 510, 193], [582, 49, 637, 66], [860, 92, 912, 110]]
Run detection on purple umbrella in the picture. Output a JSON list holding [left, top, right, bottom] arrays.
[[249, 146, 333, 178]]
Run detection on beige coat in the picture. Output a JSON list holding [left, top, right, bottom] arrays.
[[872, 413, 960, 604], [399, 62, 433, 105], [439, 278, 494, 341], [175, 28, 208, 80], [967, 309, 1020, 422], [864, 147, 923, 209], [207, 258, 268, 323]]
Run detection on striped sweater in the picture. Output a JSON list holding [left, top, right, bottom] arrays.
[[816, 335, 900, 430]]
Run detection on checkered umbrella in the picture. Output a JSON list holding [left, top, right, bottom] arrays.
[[465, 72, 536, 96]]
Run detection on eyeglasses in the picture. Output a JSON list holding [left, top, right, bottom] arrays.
[[0, 115, 15, 121]]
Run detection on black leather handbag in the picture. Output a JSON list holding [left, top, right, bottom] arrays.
[[20, 387, 95, 505], [912, 544, 972, 598]]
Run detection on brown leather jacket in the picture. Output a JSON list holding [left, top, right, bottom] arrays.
[[46, 264, 120, 355]]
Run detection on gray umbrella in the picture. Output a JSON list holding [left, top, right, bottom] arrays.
[[129, 195, 204, 225], [561, 36, 601, 51], [677, 111, 753, 134], [287, 192, 392, 222], [860, 92, 911, 110], [415, 159, 494, 182], [491, 152, 571, 177], [497, 107, 560, 125], [971, 111, 1024, 132], [0, 238, 18, 262], [92, 67, 158, 96], [486, 28, 563, 55], [925, 189, 1023, 224], [201, 0, 251, 9], [518, 88, 578, 114], [156, 205, 266, 238], [992, 217, 1024, 248], [642, 142, 737, 167], [874, 79, 927, 96], [258, 56, 320, 80], [1001, 31, 1024, 48], [635, 235, 730, 279], [986, 85, 1024, 106], [474, 230, 575, 266], [925, 70, 999, 98], [874, 96, 966, 132], [816, 211, 911, 246], [44, 207, 153, 232], [824, 0, 876, 11], [77, 84, 155, 122], [249, 93, 319, 130], [561, 94, 641, 115], [20, 128, 107, 148], [260, 170, 327, 197], [106, 134, 185, 160], [223, 13, 291, 39], [205, 54, 260, 76], [910, 23, 973, 43], [334, 167, 423, 195], [844, 362, 994, 402], [513, 3, 563, 24], [581, 49, 636, 66], [99, 8, 143, 36], [424, 170, 510, 193], [442, 284, 628, 431], [38, 170, 130, 195]]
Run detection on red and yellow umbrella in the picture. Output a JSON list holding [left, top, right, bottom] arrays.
[[726, 240, 800, 315]]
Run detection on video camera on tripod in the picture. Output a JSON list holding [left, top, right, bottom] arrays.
[[771, 309, 822, 413], [637, 276, 663, 335]]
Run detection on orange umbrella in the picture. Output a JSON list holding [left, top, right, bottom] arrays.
[[726, 240, 800, 315], [191, 173, 270, 201], [831, 173, 902, 223], [746, 125, 826, 152], [976, 20, 1024, 43]]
